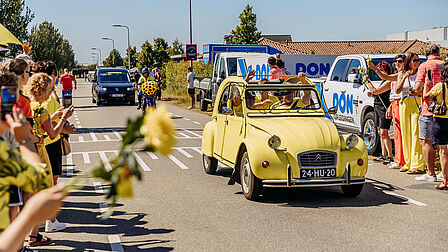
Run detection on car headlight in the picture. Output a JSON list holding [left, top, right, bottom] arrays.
[[101, 87, 107, 92], [346, 134, 358, 148], [127, 87, 134, 91], [268, 135, 281, 150]]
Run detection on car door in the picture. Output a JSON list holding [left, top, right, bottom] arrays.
[[213, 85, 231, 159], [343, 58, 364, 129], [221, 84, 244, 165]]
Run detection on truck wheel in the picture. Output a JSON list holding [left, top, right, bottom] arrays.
[[341, 184, 364, 197], [92, 96, 96, 103], [200, 94, 208, 111], [203, 154, 218, 174], [240, 152, 262, 200], [361, 112, 379, 155]]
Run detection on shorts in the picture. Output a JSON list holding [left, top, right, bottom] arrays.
[[374, 105, 392, 129], [45, 139, 62, 176], [418, 115, 433, 140], [188, 88, 195, 95], [8, 186, 23, 206], [62, 89, 72, 98], [433, 117, 448, 145]]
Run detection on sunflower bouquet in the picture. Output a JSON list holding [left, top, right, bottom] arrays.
[[358, 56, 372, 86], [66, 105, 176, 218]]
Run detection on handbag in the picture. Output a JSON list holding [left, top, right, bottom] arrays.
[[428, 82, 447, 116], [60, 133, 71, 156]]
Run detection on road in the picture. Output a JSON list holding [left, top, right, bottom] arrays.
[[37, 79, 447, 251]]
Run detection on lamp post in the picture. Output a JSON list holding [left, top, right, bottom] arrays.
[[91, 55, 99, 67], [91, 47, 102, 66], [112, 24, 130, 70], [91, 52, 99, 66], [189, 0, 193, 70], [102, 37, 115, 66]]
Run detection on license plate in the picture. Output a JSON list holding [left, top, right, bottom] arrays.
[[111, 94, 124, 97], [300, 168, 336, 178]]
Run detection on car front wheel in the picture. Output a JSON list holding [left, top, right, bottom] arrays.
[[240, 152, 262, 200], [341, 184, 364, 197], [203, 154, 218, 174]]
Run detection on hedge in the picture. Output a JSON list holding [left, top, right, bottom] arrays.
[[165, 61, 211, 96]]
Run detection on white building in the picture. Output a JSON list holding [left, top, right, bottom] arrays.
[[387, 26, 448, 48]]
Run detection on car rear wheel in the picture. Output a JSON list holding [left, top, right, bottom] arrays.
[[203, 154, 218, 174], [341, 184, 364, 197], [240, 152, 262, 200], [200, 92, 208, 111], [362, 112, 379, 155]]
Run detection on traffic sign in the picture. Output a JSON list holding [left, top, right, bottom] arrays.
[[186, 44, 197, 61]]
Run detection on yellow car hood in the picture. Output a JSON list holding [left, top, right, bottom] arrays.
[[247, 116, 340, 153]]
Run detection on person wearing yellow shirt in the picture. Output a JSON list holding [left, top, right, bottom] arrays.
[[137, 68, 154, 110], [422, 64, 448, 190]]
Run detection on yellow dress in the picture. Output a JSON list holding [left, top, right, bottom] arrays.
[[0, 140, 51, 230], [30, 102, 54, 185]]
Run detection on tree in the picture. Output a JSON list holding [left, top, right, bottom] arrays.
[[153, 38, 170, 69], [0, 0, 34, 57], [29, 21, 76, 70], [137, 40, 154, 69], [229, 4, 261, 44], [103, 49, 123, 67], [169, 38, 184, 56], [123, 46, 137, 69]]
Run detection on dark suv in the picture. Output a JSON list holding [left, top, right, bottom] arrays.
[[92, 68, 135, 105]]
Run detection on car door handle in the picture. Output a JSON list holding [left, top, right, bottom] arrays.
[[324, 88, 329, 91], [341, 90, 346, 93]]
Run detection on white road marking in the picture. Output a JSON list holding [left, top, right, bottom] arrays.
[[108, 235, 124, 252], [147, 152, 159, 160], [181, 129, 202, 138], [66, 154, 73, 177], [99, 151, 112, 171], [104, 135, 111, 141], [78, 136, 84, 142], [93, 181, 104, 194], [176, 148, 193, 158], [383, 191, 427, 206], [192, 147, 202, 154], [90, 132, 98, 141], [133, 152, 151, 171], [113, 131, 122, 140], [81, 152, 90, 164], [193, 121, 201, 125], [178, 133, 189, 138], [183, 117, 191, 121], [168, 154, 189, 170]]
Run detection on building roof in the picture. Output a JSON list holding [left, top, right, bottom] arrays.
[[260, 35, 292, 43], [258, 37, 448, 55]]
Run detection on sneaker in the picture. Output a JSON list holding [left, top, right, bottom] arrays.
[[437, 172, 444, 180], [415, 173, 437, 182], [45, 219, 66, 232], [187, 106, 195, 110], [373, 156, 385, 162], [383, 157, 393, 165], [388, 162, 401, 169]]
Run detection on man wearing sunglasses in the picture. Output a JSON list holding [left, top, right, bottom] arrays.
[[414, 44, 444, 182]]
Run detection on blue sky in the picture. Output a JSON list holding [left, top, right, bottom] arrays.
[[25, 0, 447, 64]]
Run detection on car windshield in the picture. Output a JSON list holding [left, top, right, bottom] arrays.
[[245, 88, 321, 111], [99, 71, 130, 83]]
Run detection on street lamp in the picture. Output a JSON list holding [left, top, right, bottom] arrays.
[[91, 55, 99, 66], [102, 37, 115, 66], [189, 0, 193, 70], [91, 47, 102, 66], [91, 52, 99, 66], [112, 24, 130, 70]]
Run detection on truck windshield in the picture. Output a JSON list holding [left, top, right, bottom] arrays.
[[99, 71, 130, 83], [244, 88, 321, 111], [227, 58, 238, 76], [369, 58, 394, 81]]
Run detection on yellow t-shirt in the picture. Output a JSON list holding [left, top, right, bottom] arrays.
[[254, 95, 279, 109], [430, 82, 448, 119], [42, 96, 62, 145], [271, 97, 306, 109]]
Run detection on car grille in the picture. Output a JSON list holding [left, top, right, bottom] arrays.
[[297, 151, 337, 168]]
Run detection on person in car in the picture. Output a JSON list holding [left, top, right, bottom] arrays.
[[228, 86, 243, 116]]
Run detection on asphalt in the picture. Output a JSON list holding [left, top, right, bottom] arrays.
[[36, 79, 448, 251]]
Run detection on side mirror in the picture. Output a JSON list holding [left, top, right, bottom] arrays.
[[222, 107, 233, 115], [328, 106, 337, 115]]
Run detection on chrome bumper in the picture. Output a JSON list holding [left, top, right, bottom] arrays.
[[262, 163, 365, 188]]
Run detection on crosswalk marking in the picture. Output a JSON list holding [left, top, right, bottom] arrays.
[[93, 181, 104, 193], [82, 152, 91, 164], [181, 129, 202, 138], [168, 154, 189, 170], [66, 154, 73, 177], [178, 133, 189, 138], [113, 131, 122, 140], [176, 148, 193, 158], [99, 202, 108, 213], [108, 235, 124, 252], [90, 132, 98, 141], [133, 152, 151, 171], [147, 152, 159, 160], [78, 136, 84, 142], [192, 147, 202, 154], [99, 151, 112, 171], [104, 135, 111, 141], [193, 121, 201, 125]]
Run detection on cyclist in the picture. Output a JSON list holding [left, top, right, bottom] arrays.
[[137, 68, 154, 110]]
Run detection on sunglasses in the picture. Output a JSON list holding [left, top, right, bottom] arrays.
[[394, 60, 403, 63], [412, 59, 420, 63]]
